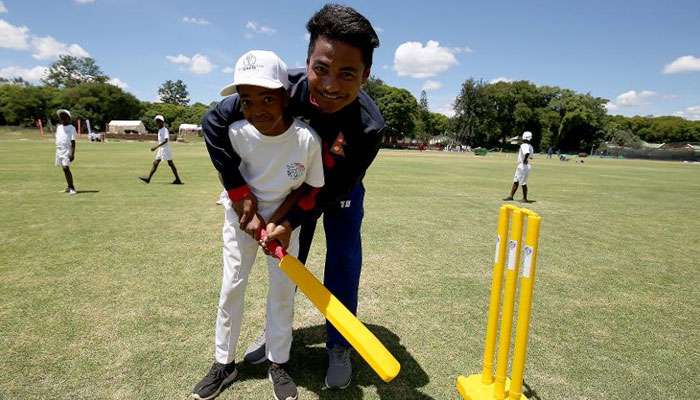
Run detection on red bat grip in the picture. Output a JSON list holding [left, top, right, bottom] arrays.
[[259, 229, 287, 260]]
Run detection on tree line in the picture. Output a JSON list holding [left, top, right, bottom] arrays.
[[0, 56, 209, 133], [2, 56, 699, 148], [365, 77, 700, 152]]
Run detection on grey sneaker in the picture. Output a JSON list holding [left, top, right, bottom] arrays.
[[325, 345, 352, 389], [191, 361, 238, 400], [243, 330, 267, 364]]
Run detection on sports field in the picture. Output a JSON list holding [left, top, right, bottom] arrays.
[[1, 132, 698, 399]]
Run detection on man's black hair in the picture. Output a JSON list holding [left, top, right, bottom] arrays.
[[306, 4, 380, 69]]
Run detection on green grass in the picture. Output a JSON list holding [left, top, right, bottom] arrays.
[[1, 131, 698, 399]]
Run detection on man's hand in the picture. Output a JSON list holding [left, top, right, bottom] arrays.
[[233, 194, 258, 229], [260, 221, 292, 251], [243, 213, 265, 241]]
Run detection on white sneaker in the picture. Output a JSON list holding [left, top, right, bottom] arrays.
[[68, 189, 77, 195]]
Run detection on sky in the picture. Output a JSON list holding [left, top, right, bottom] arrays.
[[1, 0, 699, 120]]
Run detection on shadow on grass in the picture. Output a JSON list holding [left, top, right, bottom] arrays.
[[234, 324, 433, 399], [76, 190, 100, 194], [523, 381, 542, 400]]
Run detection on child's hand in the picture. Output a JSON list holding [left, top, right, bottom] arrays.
[[69, 154, 74, 161], [150, 147, 156, 152], [260, 221, 292, 251], [244, 213, 265, 241], [233, 195, 258, 229]]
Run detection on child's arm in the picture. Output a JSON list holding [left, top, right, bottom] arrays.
[[151, 138, 167, 152], [259, 184, 312, 250], [70, 139, 76, 161]]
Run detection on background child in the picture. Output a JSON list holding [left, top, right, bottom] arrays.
[[54, 109, 77, 195], [139, 115, 183, 184], [504, 131, 534, 202]]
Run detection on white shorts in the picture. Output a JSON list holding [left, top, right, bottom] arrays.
[[513, 163, 531, 185], [55, 148, 71, 167], [155, 146, 172, 161]]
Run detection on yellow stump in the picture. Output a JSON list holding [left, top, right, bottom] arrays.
[[456, 206, 541, 400]]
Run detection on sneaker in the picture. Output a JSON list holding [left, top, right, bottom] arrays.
[[502, 196, 514, 201], [68, 188, 77, 196], [59, 187, 70, 193], [139, 177, 150, 184], [172, 179, 184, 185], [325, 345, 352, 389], [191, 361, 238, 400], [243, 330, 268, 364], [268, 363, 298, 400]]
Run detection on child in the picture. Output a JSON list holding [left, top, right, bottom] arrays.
[[504, 131, 534, 202], [54, 109, 77, 195], [139, 115, 183, 184], [191, 50, 324, 400]]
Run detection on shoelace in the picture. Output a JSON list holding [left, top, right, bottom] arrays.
[[270, 366, 292, 384], [206, 363, 229, 380]]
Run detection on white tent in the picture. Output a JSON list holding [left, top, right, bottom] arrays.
[[179, 124, 202, 135], [107, 120, 146, 134]]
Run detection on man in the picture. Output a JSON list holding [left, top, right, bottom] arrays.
[[54, 109, 77, 195], [201, 4, 383, 390], [504, 131, 534, 202], [139, 115, 183, 184]]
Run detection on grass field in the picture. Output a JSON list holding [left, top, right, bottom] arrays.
[[1, 131, 698, 400]]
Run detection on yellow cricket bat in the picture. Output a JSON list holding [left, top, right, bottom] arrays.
[[261, 232, 400, 383]]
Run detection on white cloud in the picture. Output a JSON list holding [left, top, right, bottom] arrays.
[[245, 21, 276, 36], [107, 77, 128, 89], [0, 2, 7, 13], [0, 65, 48, 82], [74, 0, 95, 4], [183, 16, 210, 25], [393, 40, 459, 78], [674, 105, 700, 121], [490, 76, 514, 84], [663, 55, 700, 74], [451, 46, 472, 54], [166, 53, 214, 74], [0, 19, 30, 49], [421, 80, 442, 91], [375, 26, 384, 33], [604, 102, 619, 112], [434, 103, 455, 118], [221, 66, 234, 74], [31, 35, 89, 60], [614, 90, 657, 107]]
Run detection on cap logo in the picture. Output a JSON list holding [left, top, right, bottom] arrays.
[[241, 53, 261, 71]]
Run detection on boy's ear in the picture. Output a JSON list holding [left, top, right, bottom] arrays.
[[362, 67, 371, 84]]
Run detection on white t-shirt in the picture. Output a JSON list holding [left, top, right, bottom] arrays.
[[228, 118, 324, 203], [517, 143, 534, 164], [157, 127, 170, 146], [55, 124, 76, 149]]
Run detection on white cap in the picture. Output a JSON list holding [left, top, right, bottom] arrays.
[[219, 50, 289, 96], [154, 115, 165, 122], [522, 131, 533, 140], [56, 109, 71, 118]]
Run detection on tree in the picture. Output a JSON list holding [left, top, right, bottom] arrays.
[[452, 78, 497, 146], [0, 84, 58, 126], [43, 55, 108, 88], [416, 90, 434, 143], [158, 80, 190, 105], [56, 82, 142, 131]]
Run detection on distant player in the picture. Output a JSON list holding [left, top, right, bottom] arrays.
[[504, 131, 534, 202], [139, 115, 183, 184], [55, 109, 77, 195]]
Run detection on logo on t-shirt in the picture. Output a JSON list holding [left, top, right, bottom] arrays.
[[286, 162, 305, 180], [330, 132, 345, 156]]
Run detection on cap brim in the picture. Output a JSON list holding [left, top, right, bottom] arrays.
[[219, 77, 286, 97], [57, 109, 71, 118]]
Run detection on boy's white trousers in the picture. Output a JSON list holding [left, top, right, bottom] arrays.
[[214, 200, 299, 364]]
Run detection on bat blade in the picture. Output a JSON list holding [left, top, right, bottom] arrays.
[[278, 254, 401, 382]]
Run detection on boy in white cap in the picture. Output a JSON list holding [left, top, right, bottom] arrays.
[[191, 50, 324, 400], [54, 109, 77, 195], [504, 130, 534, 202], [139, 115, 183, 184]]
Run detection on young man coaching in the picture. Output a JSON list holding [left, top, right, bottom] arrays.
[[201, 4, 384, 390]]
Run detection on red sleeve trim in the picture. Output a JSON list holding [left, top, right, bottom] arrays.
[[298, 187, 321, 211], [227, 185, 251, 202]]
